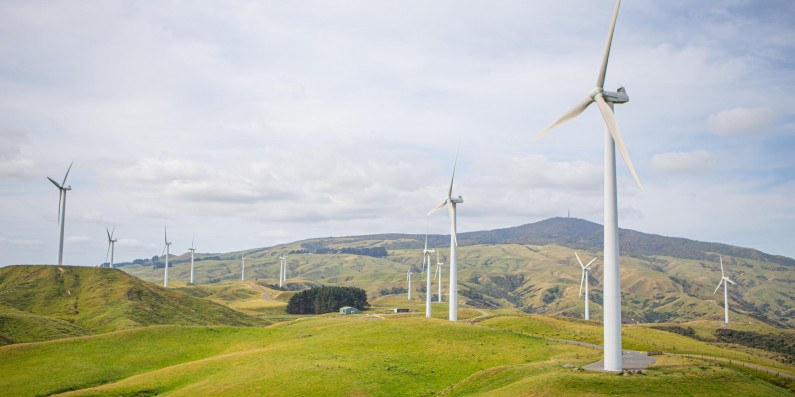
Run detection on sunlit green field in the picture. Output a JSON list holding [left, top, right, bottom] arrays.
[[1, 315, 791, 396]]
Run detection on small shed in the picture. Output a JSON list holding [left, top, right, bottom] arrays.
[[340, 306, 362, 315], [393, 308, 410, 313]]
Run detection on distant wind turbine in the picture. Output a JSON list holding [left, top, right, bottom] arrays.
[[105, 226, 117, 269], [406, 268, 412, 300], [241, 254, 246, 281], [428, 145, 463, 322], [47, 162, 73, 266], [162, 226, 172, 288], [576, 252, 596, 320], [278, 255, 285, 287], [282, 254, 288, 286], [188, 235, 196, 284], [434, 251, 443, 303], [533, 0, 639, 371], [423, 232, 435, 318], [713, 256, 736, 325]]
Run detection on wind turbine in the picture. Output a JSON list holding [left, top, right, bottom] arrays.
[[406, 268, 412, 300], [188, 235, 196, 284], [162, 226, 172, 288], [47, 162, 73, 266], [241, 254, 246, 281], [282, 254, 288, 286], [428, 145, 463, 322], [423, 232, 435, 317], [534, 0, 640, 371], [434, 251, 443, 302], [278, 255, 285, 287], [105, 226, 117, 268], [576, 252, 596, 320], [713, 256, 736, 325]]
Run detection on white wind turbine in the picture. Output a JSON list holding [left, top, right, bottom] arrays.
[[162, 226, 172, 288], [47, 162, 73, 266], [423, 232, 435, 317], [278, 255, 285, 287], [434, 251, 443, 303], [105, 226, 117, 268], [406, 268, 412, 300], [713, 256, 736, 325], [241, 254, 246, 281], [428, 145, 463, 322], [534, 0, 640, 371], [188, 235, 196, 284], [282, 254, 288, 286], [576, 252, 596, 320]]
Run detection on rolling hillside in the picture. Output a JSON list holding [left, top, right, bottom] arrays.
[[119, 218, 795, 328], [0, 265, 268, 345], [1, 315, 791, 396]]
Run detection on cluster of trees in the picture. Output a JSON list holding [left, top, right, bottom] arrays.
[[379, 286, 407, 296], [715, 329, 795, 364], [313, 247, 387, 257], [286, 286, 369, 314], [541, 286, 563, 304]]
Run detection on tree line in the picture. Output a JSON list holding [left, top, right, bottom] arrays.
[[286, 286, 369, 314]]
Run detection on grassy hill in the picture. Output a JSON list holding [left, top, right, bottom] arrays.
[[120, 218, 795, 329], [0, 265, 269, 345], [0, 314, 791, 396]]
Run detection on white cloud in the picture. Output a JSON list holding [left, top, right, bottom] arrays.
[[65, 235, 91, 244], [650, 150, 714, 175], [707, 107, 779, 135], [0, 236, 41, 246], [510, 155, 602, 191]]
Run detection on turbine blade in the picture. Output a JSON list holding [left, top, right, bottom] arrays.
[[192, 233, 195, 249], [448, 204, 457, 247], [164, 225, 168, 244], [61, 161, 74, 186], [106, 227, 111, 241], [106, 241, 111, 264], [575, 251, 584, 268], [594, 94, 642, 189], [111, 226, 116, 239], [725, 278, 736, 285], [534, 97, 593, 140], [448, 143, 460, 199], [47, 177, 62, 189], [579, 270, 585, 298], [585, 258, 596, 269], [427, 199, 447, 216], [424, 231, 429, 251], [596, 0, 622, 89], [720, 257, 725, 277], [713, 280, 723, 295]]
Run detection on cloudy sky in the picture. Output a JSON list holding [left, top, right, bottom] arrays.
[[1, 0, 793, 266]]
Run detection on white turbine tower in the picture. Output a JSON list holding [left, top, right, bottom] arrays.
[[534, 0, 641, 371], [576, 252, 596, 320], [434, 251, 443, 303], [428, 145, 463, 322], [162, 226, 172, 288], [47, 162, 73, 266], [241, 254, 246, 281], [278, 255, 285, 287], [713, 256, 736, 325], [282, 254, 288, 286], [105, 226, 117, 268], [423, 233, 435, 317], [188, 235, 196, 284], [406, 268, 412, 300]]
